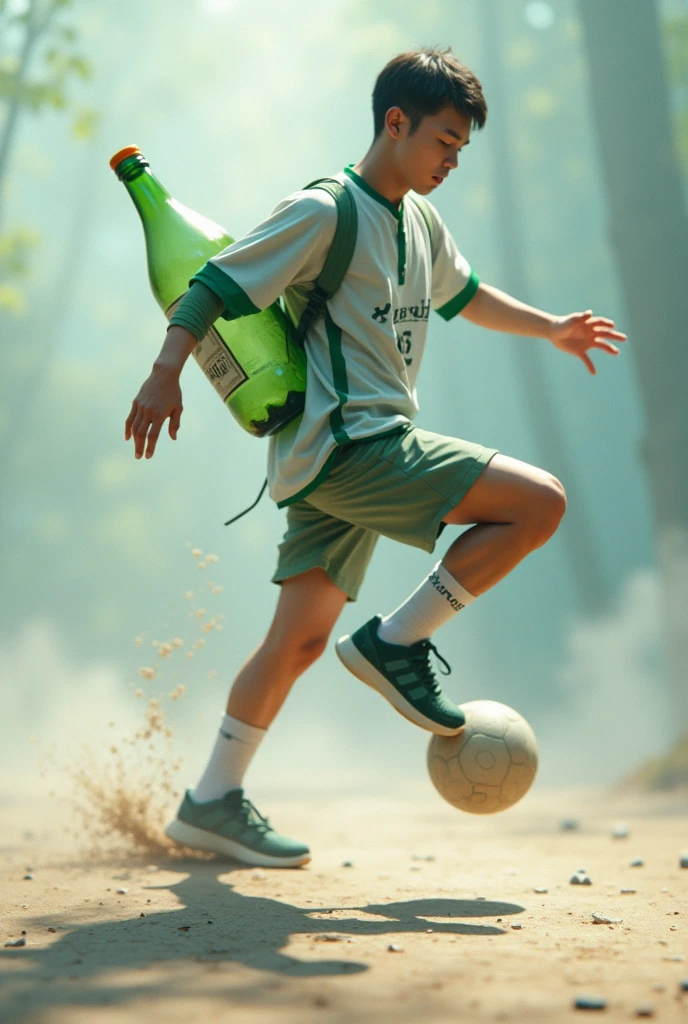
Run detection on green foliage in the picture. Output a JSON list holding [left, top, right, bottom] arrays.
[[0, 226, 39, 312], [663, 7, 688, 173]]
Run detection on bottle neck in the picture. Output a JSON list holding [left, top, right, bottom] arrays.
[[116, 154, 170, 220]]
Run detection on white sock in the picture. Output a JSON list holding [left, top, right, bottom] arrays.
[[192, 713, 267, 803], [377, 560, 476, 647]]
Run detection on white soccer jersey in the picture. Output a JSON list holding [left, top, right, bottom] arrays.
[[192, 165, 479, 507]]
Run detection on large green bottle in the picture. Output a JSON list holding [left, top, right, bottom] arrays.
[[110, 145, 306, 437]]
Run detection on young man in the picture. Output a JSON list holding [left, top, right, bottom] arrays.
[[126, 47, 625, 868]]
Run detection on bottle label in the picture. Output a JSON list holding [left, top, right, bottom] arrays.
[[166, 296, 248, 402]]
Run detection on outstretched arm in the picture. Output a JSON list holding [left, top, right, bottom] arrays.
[[460, 282, 627, 375]]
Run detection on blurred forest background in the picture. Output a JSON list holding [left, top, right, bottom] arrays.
[[1, 0, 687, 805]]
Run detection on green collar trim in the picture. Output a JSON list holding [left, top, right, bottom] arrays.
[[344, 165, 404, 219]]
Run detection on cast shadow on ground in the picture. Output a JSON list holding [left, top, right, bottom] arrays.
[[0, 859, 524, 1020]]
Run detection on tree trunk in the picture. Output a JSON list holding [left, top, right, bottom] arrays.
[[579, 0, 688, 731], [478, 2, 612, 613]]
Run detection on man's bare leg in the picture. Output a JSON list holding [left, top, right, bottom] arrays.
[[226, 567, 349, 728], [440, 453, 567, 594]]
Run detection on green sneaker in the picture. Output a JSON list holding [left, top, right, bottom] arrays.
[[335, 615, 465, 735], [164, 787, 311, 867]]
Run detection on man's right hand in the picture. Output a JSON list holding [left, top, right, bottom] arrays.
[[125, 364, 184, 460]]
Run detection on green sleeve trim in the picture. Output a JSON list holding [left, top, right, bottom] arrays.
[[325, 306, 352, 445], [276, 446, 341, 508], [436, 269, 481, 321], [190, 261, 260, 321], [168, 281, 225, 341]]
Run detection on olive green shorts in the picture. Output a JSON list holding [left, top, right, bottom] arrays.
[[271, 422, 499, 602]]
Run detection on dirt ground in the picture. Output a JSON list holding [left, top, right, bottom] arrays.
[[1, 783, 687, 1023]]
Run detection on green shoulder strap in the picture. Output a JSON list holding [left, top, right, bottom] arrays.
[[291, 177, 358, 347]]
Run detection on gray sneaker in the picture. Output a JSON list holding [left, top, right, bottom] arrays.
[[164, 787, 311, 867], [335, 615, 465, 735]]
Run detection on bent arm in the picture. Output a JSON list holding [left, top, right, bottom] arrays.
[[154, 281, 226, 374], [460, 282, 557, 340]]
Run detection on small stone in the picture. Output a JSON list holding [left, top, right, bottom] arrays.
[[629, 857, 644, 867], [679, 851, 688, 869], [670, 926, 677, 931], [574, 994, 607, 1010], [251, 870, 266, 880], [635, 1005, 655, 1017], [661, 887, 669, 892], [561, 818, 579, 831], [620, 888, 636, 894], [679, 978, 688, 991], [4, 937, 26, 947], [592, 912, 622, 924], [116, 887, 128, 895], [611, 822, 629, 839], [511, 923, 522, 930], [47, 927, 56, 933], [476, 896, 486, 901], [23, 874, 34, 880], [387, 942, 404, 952], [570, 873, 592, 885], [663, 955, 684, 962], [341, 861, 353, 868], [534, 887, 548, 893]]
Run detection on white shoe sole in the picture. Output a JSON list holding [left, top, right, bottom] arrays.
[[335, 633, 464, 737], [164, 819, 311, 868]]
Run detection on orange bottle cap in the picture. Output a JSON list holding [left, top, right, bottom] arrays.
[[109, 145, 142, 170]]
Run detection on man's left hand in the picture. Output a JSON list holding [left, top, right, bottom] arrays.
[[549, 310, 627, 375]]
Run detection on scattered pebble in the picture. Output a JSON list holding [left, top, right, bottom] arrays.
[[561, 818, 579, 831], [116, 887, 128, 895], [533, 887, 548, 894], [23, 874, 33, 881], [47, 928, 56, 933], [511, 923, 522, 930], [679, 978, 688, 991], [4, 938, 26, 947], [663, 955, 684, 962], [574, 994, 607, 1010], [592, 913, 622, 924], [476, 896, 486, 901], [251, 870, 266, 880], [635, 1005, 655, 1018], [630, 858, 644, 867], [680, 851, 688, 869], [387, 942, 404, 952], [570, 872, 592, 885], [341, 861, 353, 868], [620, 888, 637, 894], [611, 822, 629, 839], [661, 887, 669, 893]]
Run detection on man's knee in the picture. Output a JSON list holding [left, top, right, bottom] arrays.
[[265, 629, 330, 672], [529, 473, 567, 545]]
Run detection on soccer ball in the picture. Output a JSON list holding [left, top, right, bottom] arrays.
[[426, 700, 538, 814]]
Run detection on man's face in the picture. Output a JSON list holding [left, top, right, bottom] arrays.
[[389, 104, 472, 196]]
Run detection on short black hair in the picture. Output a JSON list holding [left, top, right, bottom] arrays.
[[372, 46, 487, 138]]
